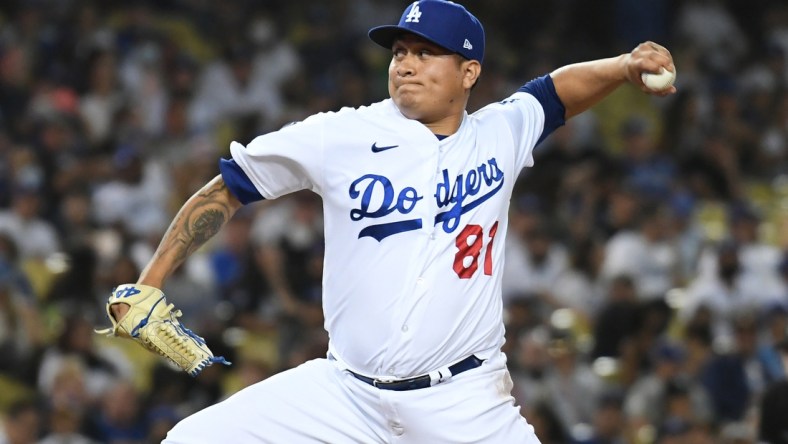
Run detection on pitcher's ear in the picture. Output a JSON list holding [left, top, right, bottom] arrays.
[[462, 59, 481, 90]]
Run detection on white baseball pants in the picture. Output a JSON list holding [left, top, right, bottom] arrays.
[[163, 351, 541, 443]]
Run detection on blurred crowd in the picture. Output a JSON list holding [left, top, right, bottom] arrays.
[[0, 0, 787, 443]]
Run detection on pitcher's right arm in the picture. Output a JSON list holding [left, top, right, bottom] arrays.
[[110, 174, 243, 319]]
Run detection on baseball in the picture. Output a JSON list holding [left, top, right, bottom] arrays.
[[641, 66, 676, 91]]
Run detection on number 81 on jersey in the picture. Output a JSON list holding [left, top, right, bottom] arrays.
[[453, 222, 498, 279]]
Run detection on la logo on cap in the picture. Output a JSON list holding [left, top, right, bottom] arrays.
[[405, 2, 422, 23]]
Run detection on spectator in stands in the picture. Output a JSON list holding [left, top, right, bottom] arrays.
[[699, 313, 759, 422], [79, 50, 125, 152], [0, 398, 40, 444], [38, 404, 96, 444], [758, 303, 788, 383], [681, 241, 770, 342], [543, 328, 603, 436], [0, 184, 60, 261], [571, 390, 626, 444], [502, 220, 569, 312], [37, 315, 133, 403], [551, 236, 607, 322], [601, 202, 680, 303], [727, 203, 782, 284], [618, 115, 677, 203], [0, 234, 43, 383], [759, 335, 788, 444], [592, 275, 640, 360], [250, 191, 324, 362], [85, 380, 146, 444], [91, 144, 170, 239], [623, 341, 711, 438]]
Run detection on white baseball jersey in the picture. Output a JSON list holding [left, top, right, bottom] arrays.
[[166, 76, 564, 444], [222, 76, 564, 379]]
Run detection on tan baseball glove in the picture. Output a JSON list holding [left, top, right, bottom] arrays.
[[96, 283, 230, 376]]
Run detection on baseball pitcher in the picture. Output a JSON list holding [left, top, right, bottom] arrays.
[[100, 1, 676, 442]]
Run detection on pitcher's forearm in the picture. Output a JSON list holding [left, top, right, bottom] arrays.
[[550, 55, 628, 119], [551, 42, 676, 119], [139, 174, 243, 288]]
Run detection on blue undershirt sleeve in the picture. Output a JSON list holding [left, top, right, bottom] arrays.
[[517, 74, 566, 146], [218, 158, 265, 204]]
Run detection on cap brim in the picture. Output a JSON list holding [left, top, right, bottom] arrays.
[[368, 25, 451, 54]]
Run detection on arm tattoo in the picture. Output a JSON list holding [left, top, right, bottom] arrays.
[[190, 209, 225, 247], [157, 178, 236, 268]]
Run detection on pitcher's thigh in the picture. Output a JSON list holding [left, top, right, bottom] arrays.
[[392, 364, 542, 443], [164, 359, 387, 444]]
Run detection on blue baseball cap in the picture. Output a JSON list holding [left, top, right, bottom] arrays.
[[368, 1, 485, 64]]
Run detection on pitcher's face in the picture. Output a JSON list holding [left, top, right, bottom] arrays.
[[388, 34, 477, 124]]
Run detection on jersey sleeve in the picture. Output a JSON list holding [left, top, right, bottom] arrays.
[[476, 74, 565, 172], [517, 74, 566, 146], [219, 158, 264, 204], [223, 116, 326, 201]]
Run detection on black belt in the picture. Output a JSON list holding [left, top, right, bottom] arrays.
[[347, 355, 484, 391]]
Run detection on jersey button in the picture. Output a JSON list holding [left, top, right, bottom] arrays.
[[401, 325, 409, 332], [388, 367, 395, 374], [416, 277, 425, 286]]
